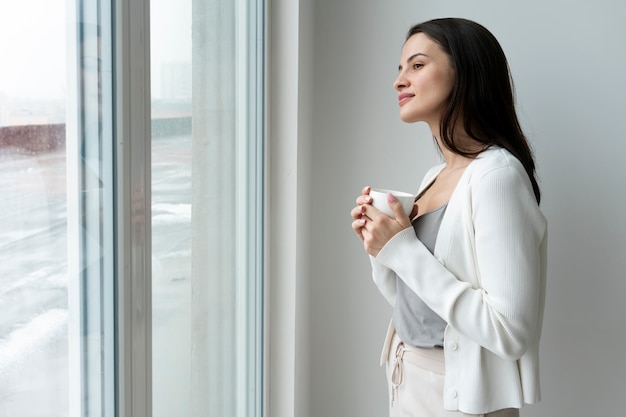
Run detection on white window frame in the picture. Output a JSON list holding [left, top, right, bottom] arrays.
[[66, 1, 117, 415]]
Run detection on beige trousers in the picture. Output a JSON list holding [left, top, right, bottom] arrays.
[[386, 331, 519, 417]]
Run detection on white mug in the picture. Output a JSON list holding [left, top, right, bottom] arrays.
[[369, 188, 415, 217]]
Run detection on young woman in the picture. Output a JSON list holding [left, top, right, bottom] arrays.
[[351, 18, 547, 417]]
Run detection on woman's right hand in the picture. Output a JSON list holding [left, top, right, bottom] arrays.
[[351, 185, 419, 253]]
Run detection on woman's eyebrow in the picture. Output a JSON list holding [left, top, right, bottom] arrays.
[[398, 53, 429, 71]]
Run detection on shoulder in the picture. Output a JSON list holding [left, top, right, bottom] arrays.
[[473, 146, 524, 173], [466, 147, 545, 227], [463, 147, 542, 220], [468, 146, 530, 188]]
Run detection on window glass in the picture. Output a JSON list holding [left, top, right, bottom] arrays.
[[0, 0, 115, 415], [150, 0, 264, 415], [0, 1, 69, 415], [0, 0, 263, 414]]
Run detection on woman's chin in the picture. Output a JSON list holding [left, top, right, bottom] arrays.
[[399, 113, 422, 124]]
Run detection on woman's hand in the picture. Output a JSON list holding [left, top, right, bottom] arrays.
[[351, 186, 417, 257], [350, 186, 373, 242]]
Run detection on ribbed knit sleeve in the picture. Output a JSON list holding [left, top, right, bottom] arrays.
[[368, 255, 397, 306]]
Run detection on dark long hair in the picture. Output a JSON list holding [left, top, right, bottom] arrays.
[[407, 18, 541, 203]]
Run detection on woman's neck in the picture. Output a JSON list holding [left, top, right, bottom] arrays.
[[432, 128, 484, 170], [441, 149, 473, 171]]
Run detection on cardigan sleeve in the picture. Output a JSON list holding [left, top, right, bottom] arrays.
[[369, 255, 397, 306], [375, 163, 547, 360]]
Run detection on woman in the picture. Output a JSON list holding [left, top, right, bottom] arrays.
[[350, 18, 547, 417]]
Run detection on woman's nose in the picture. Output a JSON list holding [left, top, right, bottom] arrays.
[[393, 72, 407, 90]]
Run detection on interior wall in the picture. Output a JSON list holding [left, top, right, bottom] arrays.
[[308, 1, 626, 416], [267, 0, 312, 416]]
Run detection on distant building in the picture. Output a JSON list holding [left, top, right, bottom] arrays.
[[0, 97, 65, 128]]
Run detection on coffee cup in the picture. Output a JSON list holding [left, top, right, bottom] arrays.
[[369, 188, 415, 217]]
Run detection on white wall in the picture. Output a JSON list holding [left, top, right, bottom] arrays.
[[267, 0, 314, 416], [308, 1, 626, 416]]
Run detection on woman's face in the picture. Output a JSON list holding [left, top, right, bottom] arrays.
[[393, 33, 455, 125]]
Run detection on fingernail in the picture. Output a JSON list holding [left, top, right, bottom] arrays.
[[387, 193, 397, 202]]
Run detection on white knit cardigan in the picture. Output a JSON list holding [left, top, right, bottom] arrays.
[[370, 146, 547, 414]]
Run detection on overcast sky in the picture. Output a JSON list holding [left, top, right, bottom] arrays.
[[0, 0, 66, 100], [0, 0, 191, 101]]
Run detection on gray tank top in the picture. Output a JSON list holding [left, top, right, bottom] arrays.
[[392, 203, 448, 348]]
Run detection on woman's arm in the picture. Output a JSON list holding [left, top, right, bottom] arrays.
[[375, 165, 547, 360]]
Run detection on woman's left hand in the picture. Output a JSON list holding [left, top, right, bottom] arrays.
[[356, 191, 415, 257]]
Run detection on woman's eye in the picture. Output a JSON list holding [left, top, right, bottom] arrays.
[[412, 63, 423, 70]]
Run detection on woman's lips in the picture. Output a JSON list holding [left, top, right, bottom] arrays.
[[398, 93, 414, 105]]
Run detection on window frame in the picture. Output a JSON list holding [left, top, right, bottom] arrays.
[[114, 0, 152, 415], [67, 1, 117, 415]]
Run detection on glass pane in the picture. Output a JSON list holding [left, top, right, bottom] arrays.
[[150, 0, 192, 414], [0, 0, 115, 415], [151, 0, 264, 415], [0, 1, 69, 415]]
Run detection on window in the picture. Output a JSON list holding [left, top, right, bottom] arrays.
[[150, 0, 264, 415], [0, 0, 264, 415], [0, 0, 116, 415], [0, 1, 68, 415]]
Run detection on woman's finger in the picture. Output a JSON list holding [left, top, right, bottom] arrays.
[[355, 186, 373, 205], [351, 218, 367, 241], [356, 194, 373, 206], [350, 204, 367, 220]]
